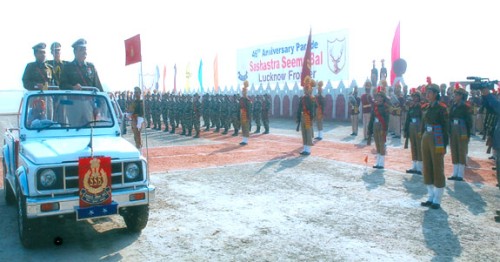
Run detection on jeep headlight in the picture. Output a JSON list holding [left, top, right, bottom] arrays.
[[125, 163, 140, 181], [40, 169, 57, 188]]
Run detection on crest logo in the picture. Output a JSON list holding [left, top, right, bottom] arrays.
[[327, 38, 346, 75], [238, 71, 248, 81], [79, 157, 112, 207]]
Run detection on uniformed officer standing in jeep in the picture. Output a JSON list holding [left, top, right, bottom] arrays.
[[60, 38, 102, 91]]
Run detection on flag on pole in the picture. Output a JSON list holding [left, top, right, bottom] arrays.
[[162, 65, 166, 93], [185, 63, 192, 93], [173, 64, 177, 94], [154, 65, 160, 91], [300, 28, 312, 87], [124, 34, 142, 66], [214, 54, 219, 93], [390, 22, 400, 86], [198, 59, 204, 93]]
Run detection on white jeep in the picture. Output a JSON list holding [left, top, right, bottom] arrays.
[[2, 88, 155, 248]]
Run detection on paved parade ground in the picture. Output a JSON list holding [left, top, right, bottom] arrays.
[[1, 115, 499, 261]]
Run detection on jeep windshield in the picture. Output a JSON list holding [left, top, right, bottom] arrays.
[[25, 93, 115, 130]]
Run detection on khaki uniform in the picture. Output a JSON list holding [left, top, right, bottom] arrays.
[[449, 101, 472, 165], [421, 101, 449, 188], [404, 102, 423, 161]]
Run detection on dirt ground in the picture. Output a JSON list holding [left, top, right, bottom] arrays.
[[1, 116, 499, 261]]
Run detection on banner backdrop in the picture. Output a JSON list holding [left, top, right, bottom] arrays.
[[237, 29, 349, 86]]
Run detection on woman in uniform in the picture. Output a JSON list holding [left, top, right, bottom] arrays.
[[368, 86, 390, 169], [420, 78, 449, 209], [297, 76, 316, 155], [448, 83, 472, 181], [404, 88, 423, 174]]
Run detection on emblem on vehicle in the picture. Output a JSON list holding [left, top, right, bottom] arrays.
[[79, 157, 112, 207]]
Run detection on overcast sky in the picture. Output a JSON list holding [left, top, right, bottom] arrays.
[[0, 0, 498, 92]]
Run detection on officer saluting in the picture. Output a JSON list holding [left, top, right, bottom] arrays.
[[22, 42, 53, 90], [60, 38, 103, 91]]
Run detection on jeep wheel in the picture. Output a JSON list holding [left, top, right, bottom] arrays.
[[3, 159, 15, 205], [122, 205, 149, 232], [17, 186, 39, 248]]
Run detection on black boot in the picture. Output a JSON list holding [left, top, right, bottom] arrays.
[[254, 126, 261, 133], [163, 126, 169, 132], [204, 126, 209, 131], [187, 130, 192, 136], [222, 128, 228, 135], [232, 129, 239, 136], [263, 127, 269, 134], [194, 131, 200, 138], [169, 127, 175, 134], [180, 128, 186, 135]]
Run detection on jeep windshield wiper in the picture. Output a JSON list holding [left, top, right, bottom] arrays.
[[76, 120, 113, 131], [31, 120, 69, 132]]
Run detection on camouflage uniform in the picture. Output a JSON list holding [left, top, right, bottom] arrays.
[[144, 92, 152, 128], [262, 94, 271, 134], [183, 95, 194, 136], [253, 95, 263, 133], [202, 93, 211, 131], [151, 92, 162, 130], [231, 95, 241, 136], [161, 93, 169, 132], [193, 94, 202, 138], [222, 95, 231, 134], [168, 95, 177, 134], [175, 95, 183, 129], [212, 95, 222, 132]]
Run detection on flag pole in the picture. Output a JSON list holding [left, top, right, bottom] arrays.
[[140, 61, 150, 165]]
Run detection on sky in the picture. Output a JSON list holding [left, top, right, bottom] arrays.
[[0, 0, 499, 92]]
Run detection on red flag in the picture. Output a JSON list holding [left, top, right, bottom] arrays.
[[390, 22, 400, 85], [125, 34, 142, 66], [214, 54, 219, 93], [300, 28, 312, 87]]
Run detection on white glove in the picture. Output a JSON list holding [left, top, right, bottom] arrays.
[[137, 117, 144, 129]]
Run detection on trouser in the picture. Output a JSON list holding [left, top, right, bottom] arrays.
[[131, 117, 142, 149], [373, 122, 386, 155], [301, 113, 313, 146], [362, 113, 371, 139], [422, 132, 445, 188], [351, 114, 359, 134], [495, 150, 500, 187], [450, 127, 468, 165], [409, 123, 422, 161]]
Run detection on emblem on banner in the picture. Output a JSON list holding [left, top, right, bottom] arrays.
[[238, 71, 248, 81], [327, 38, 346, 75], [79, 157, 112, 208]]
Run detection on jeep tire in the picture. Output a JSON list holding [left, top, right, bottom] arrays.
[[17, 186, 39, 248], [122, 205, 149, 232]]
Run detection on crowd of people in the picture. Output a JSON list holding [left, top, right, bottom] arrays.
[[114, 83, 272, 148], [21, 39, 499, 221]]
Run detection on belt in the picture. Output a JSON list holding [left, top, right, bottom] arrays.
[[363, 105, 372, 108]]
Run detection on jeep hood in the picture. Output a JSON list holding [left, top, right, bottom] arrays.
[[22, 136, 140, 164]]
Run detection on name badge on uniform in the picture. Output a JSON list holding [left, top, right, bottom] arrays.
[[426, 126, 433, 132], [453, 119, 459, 125], [375, 118, 379, 123], [411, 118, 417, 123]]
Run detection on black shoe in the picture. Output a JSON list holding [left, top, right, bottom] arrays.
[[430, 203, 441, 209], [372, 165, 380, 169], [353, 133, 357, 136], [169, 130, 175, 134], [414, 170, 422, 175], [300, 151, 310, 156], [421, 201, 432, 207], [454, 177, 464, 181], [488, 155, 495, 160], [263, 130, 269, 134], [222, 131, 228, 135], [163, 128, 169, 132], [232, 133, 238, 136], [447, 176, 457, 180], [239, 142, 247, 146], [496, 210, 500, 216], [493, 166, 497, 170], [376, 166, 384, 169], [350, 133, 356, 136], [314, 137, 323, 140], [406, 169, 416, 174]]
